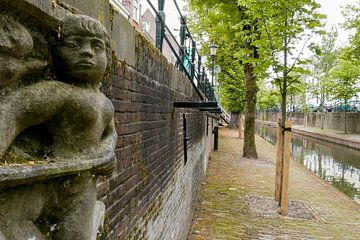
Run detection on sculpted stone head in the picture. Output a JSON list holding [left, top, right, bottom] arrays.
[[0, 15, 38, 88], [53, 15, 112, 85], [0, 15, 33, 57]]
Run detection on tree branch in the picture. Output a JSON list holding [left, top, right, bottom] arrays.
[[286, 75, 301, 88], [286, 34, 312, 75], [260, 10, 281, 81]]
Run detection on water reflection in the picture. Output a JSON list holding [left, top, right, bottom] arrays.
[[256, 124, 360, 203]]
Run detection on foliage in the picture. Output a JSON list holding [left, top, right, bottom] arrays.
[[219, 66, 245, 113], [187, 0, 324, 160], [329, 58, 360, 104], [257, 87, 281, 111], [337, 1, 360, 112], [187, 0, 261, 158], [308, 29, 339, 111], [255, 0, 324, 123], [258, 74, 305, 111], [187, 0, 246, 113], [188, 0, 324, 111], [343, 1, 360, 61], [234, 0, 325, 75]]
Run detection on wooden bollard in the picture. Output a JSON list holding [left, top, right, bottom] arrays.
[[239, 115, 243, 139], [274, 118, 282, 202], [280, 120, 292, 215]]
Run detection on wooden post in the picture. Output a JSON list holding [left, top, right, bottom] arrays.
[[274, 118, 282, 201], [280, 120, 292, 215], [239, 115, 243, 139]]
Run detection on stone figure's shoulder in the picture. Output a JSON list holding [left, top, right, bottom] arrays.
[[100, 92, 115, 113]]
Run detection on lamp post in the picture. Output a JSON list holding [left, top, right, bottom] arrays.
[[156, 0, 165, 51], [214, 65, 221, 100], [209, 44, 218, 87]]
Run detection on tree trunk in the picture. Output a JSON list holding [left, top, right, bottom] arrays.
[[243, 61, 258, 159], [278, 8, 289, 206], [344, 99, 348, 134], [241, 19, 259, 159], [345, 111, 347, 134], [228, 112, 240, 129]]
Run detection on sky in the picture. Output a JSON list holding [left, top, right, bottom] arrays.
[[316, 0, 358, 46], [140, 0, 186, 35], [140, 0, 358, 46], [316, 0, 357, 26]]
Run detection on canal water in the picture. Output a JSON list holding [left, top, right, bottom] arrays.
[[256, 124, 360, 203]]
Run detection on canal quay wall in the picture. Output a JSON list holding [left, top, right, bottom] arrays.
[[7, 1, 214, 239], [256, 120, 360, 150], [258, 111, 360, 134]]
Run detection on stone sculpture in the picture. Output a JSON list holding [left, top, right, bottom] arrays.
[[0, 13, 117, 240]]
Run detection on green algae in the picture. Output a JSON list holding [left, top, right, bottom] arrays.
[[0, 151, 34, 165]]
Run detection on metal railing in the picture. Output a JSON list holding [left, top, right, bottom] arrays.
[[144, 0, 216, 102]]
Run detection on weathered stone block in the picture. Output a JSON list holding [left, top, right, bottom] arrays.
[[110, 11, 136, 67]]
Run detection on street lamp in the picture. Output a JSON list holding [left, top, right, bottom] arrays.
[[209, 44, 218, 87], [156, 0, 165, 51]]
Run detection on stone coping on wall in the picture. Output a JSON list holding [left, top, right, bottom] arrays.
[[0, 153, 115, 189], [256, 120, 360, 151]]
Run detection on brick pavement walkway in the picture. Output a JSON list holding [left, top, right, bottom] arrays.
[[188, 128, 360, 240]]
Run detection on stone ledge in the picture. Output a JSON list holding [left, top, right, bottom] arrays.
[[0, 153, 115, 188]]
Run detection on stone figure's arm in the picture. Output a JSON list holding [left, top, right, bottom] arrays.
[[93, 118, 118, 175], [0, 81, 70, 156], [102, 118, 117, 151]]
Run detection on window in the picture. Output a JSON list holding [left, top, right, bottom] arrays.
[[110, 0, 130, 19], [133, 0, 139, 23], [142, 21, 150, 33]]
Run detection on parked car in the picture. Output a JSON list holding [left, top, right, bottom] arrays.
[[324, 105, 334, 112], [333, 102, 358, 112], [303, 104, 319, 112]]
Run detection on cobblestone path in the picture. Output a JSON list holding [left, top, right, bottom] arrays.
[[188, 128, 360, 240]]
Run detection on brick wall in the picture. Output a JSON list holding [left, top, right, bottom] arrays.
[[6, 1, 214, 238], [96, 28, 212, 238]]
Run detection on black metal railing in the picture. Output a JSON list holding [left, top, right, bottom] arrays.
[[145, 0, 216, 102]]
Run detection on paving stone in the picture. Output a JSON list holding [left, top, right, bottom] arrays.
[[188, 128, 360, 240]]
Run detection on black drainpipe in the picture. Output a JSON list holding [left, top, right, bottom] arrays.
[[183, 113, 189, 164], [213, 125, 219, 151]]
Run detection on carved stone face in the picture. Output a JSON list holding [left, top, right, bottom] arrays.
[[58, 35, 107, 84]]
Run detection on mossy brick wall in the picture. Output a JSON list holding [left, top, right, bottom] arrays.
[[100, 18, 213, 240], [13, 0, 214, 239], [98, 34, 212, 238]]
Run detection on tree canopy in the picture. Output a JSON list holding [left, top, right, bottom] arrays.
[[187, 1, 246, 113], [187, 0, 325, 160], [329, 58, 360, 103], [307, 29, 338, 111], [343, 1, 360, 61]]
